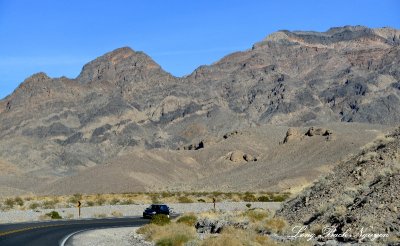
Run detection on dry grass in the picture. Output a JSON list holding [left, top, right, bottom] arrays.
[[201, 227, 277, 246], [0, 191, 289, 211], [263, 217, 287, 234], [137, 223, 196, 245], [242, 208, 269, 222], [176, 213, 197, 226], [137, 207, 313, 245]]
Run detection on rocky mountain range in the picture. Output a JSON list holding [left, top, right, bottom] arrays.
[[0, 25, 399, 195]]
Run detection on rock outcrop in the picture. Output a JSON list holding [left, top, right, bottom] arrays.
[[283, 127, 334, 143], [283, 128, 303, 143], [277, 127, 400, 244]]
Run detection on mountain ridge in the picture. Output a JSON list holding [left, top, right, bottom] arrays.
[[0, 25, 399, 195]]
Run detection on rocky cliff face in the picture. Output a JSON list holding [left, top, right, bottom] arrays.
[[0, 25, 399, 186], [277, 127, 400, 244]]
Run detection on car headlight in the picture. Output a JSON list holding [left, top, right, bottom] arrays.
[[151, 211, 156, 214]]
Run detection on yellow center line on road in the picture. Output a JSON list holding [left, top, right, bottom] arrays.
[[0, 219, 139, 237], [0, 224, 58, 237]]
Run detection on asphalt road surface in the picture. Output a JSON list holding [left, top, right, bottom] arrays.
[[0, 217, 148, 246]]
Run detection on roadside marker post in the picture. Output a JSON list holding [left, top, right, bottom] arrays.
[[213, 198, 216, 210], [77, 201, 81, 218]]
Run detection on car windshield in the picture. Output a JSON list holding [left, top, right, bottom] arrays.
[[160, 205, 168, 211], [150, 205, 168, 210]]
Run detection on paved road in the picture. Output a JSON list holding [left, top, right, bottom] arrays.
[[0, 217, 148, 246]]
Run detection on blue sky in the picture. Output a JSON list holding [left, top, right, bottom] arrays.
[[0, 0, 399, 99]]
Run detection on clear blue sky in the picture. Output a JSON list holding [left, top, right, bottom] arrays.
[[0, 0, 399, 99]]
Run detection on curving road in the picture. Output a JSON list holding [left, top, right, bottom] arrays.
[[0, 217, 148, 246]]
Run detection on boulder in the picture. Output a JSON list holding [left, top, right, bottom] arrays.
[[244, 153, 256, 162], [195, 218, 227, 233], [230, 150, 245, 162], [183, 140, 205, 150], [195, 218, 249, 234], [283, 128, 302, 143], [223, 130, 241, 139], [305, 127, 333, 138]]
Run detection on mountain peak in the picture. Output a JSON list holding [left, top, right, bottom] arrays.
[[76, 46, 162, 84], [257, 25, 400, 48], [100, 46, 136, 62], [24, 72, 51, 83]]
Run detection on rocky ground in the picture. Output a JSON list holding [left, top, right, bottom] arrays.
[[66, 227, 153, 246], [0, 123, 390, 196], [277, 127, 400, 245]]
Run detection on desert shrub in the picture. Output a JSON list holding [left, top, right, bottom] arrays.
[[151, 214, 171, 226], [246, 203, 252, 208], [111, 211, 123, 217], [242, 192, 257, 202], [137, 224, 158, 236], [212, 191, 223, 197], [14, 197, 24, 206], [138, 223, 196, 244], [264, 217, 287, 234], [161, 191, 172, 198], [29, 202, 40, 210], [156, 234, 192, 246], [310, 224, 325, 237], [270, 193, 290, 202], [334, 205, 347, 217], [68, 193, 82, 204], [197, 199, 206, 203], [151, 194, 161, 204], [176, 214, 197, 226], [42, 200, 57, 209], [4, 198, 15, 208], [46, 211, 62, 219], [271, 195, 286, 202], [95, 197, 106, 206], [224, 192, 233, 199], [242, 209, 268, 222], [258, 195, 271, 202], [178, 196, 193, 203], [120, 199, 134, 205], [86, 201, 95, 207], [201, 227, 274, 246], [201, 234, 242, 246], [73, 193, 82, 199], [24, 197, 33, 201], [110, 198, 120, 205]]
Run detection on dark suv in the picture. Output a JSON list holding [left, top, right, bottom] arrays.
[[143, 204, 170, 218]]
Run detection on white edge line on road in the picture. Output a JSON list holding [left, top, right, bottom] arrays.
[[59, 228, 91, 246], [59, 225, 143, 246]]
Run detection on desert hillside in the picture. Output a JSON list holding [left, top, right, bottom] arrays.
[[0, 25, 399, 195], [277, 126, 400, 244]]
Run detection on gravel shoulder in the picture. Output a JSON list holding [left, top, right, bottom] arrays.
[[65, 226, 153, 246], [0, 202, 281, 224]]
